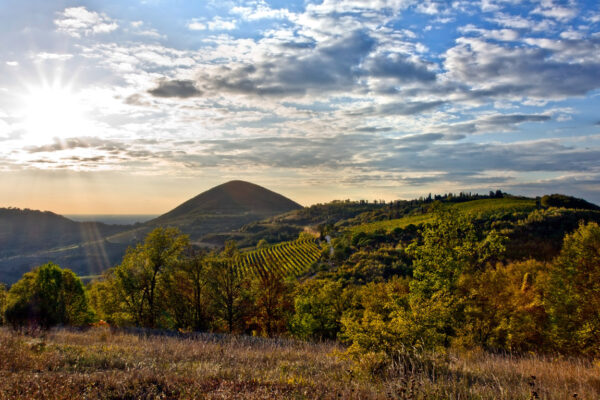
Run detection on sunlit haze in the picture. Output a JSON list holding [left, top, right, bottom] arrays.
[[1, 0, 600, 214]]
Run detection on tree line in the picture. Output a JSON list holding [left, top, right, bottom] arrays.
[[1, 214, 600, 362]]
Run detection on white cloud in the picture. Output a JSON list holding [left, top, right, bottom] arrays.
[[585, 12, 600, 23], [489, 12, 556, 31], [416, 1, 442, 15], [55, 7, 118, 38], [0, 119, 10, 138], [459, 24, 520, 41], [305, 0, 416, 14], [231, 0, 293, 21], [187, 20, 207, 31], [444, 37, 600, 100], [33, 52, 74, 61], [531, 0, 578, 22], [187, 17, 237, 31], [560, 29, 584, 40], [480, 0, 525, 13], [481, 0, 501, 12]]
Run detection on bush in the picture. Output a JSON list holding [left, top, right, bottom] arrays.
[[4, 263, 93, 329]]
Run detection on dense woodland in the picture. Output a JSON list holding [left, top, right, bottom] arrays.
[[2, 192, 600, 376]]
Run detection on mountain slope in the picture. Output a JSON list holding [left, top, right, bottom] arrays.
[[0, 208, 127, 258], [118, 180, 303, 243], [0, 208, 130, 283], [153, 180, 301, 223]]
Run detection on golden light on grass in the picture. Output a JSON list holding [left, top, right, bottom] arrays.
[[1, 328, 599, 399]]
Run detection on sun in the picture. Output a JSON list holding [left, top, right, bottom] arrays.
[[21, 83, 88, 144]]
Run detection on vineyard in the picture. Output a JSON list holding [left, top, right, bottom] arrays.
[[348, 197, 538, 235], [235, 238, 322, 278]]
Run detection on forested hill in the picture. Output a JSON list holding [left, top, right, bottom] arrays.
[[107, 180, 303, 245], [0, 208, 130, 284], [0, 208, 127, 258], [153, 180, 302, 222], [317, 193, 600, 286]]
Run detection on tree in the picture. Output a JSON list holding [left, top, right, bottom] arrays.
[[88, 275, 133, 326], [109, 227, 189, 328], [291, 279, 347, 340], [407, 209, 505, 348], [0, 283, 7, 325], [206, 242, 250, 333], [340, 278, 412, 360], [250, 270, 293, 337], [4, 263, 92, 329], [455, 260, 548, 352], [162, 249, 211, 331], [546, 222, 600, 355]]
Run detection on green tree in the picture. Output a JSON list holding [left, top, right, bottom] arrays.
[[502, 260, 549, 352], [206, 242, 250, 333], [88, 275, 133, 326], [4, 263, 92, 329], [340, 278, 411, 359], [290, 279, 347, 340], [546, 222, 600, 355], [109, 227, 189, 328], [407, 210, 505, 348], [162, 249, 211, 331], [0, 283, 7, 325]]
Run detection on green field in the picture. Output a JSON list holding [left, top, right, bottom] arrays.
[[349, 197, 537, 234], [236, 238, 322, 278]]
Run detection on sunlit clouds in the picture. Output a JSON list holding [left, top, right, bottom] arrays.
[[1, 0, 600, 213]]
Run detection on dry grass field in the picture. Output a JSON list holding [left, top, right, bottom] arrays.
[[1, 327, 599, 399]]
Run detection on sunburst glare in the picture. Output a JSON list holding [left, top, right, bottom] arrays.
[[20, 81, 88, 144]]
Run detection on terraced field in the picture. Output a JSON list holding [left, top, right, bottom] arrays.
[[349, 197, 537, 234], [236, 238, 322, 278]]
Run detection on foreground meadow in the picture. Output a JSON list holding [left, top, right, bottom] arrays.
[[0, 327, 598, 399]]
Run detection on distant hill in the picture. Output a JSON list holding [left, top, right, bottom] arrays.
[[0, 208, 129, 283], [0, 208, 127, 258], [107, 180, 302, 245], [0, 181, 302, 283], [344, 195, 600, 261], [348, 197, 538, 234], [155, 180, 301, 222]]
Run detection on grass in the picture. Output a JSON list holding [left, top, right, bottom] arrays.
[[350, 197, 537, 235], [1, 327, 599, 399]]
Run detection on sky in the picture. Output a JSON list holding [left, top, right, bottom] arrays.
[[1, 0, 600, 214]]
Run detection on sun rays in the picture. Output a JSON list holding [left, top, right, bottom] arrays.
[[20, 80, 89, 145]]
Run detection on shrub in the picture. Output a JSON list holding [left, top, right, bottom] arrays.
[[4, 263, 92, 329]]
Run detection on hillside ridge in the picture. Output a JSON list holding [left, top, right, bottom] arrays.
[[154, 180, 301, 221]]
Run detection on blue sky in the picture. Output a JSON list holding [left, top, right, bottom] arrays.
[[1, 0, 599, 213]]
